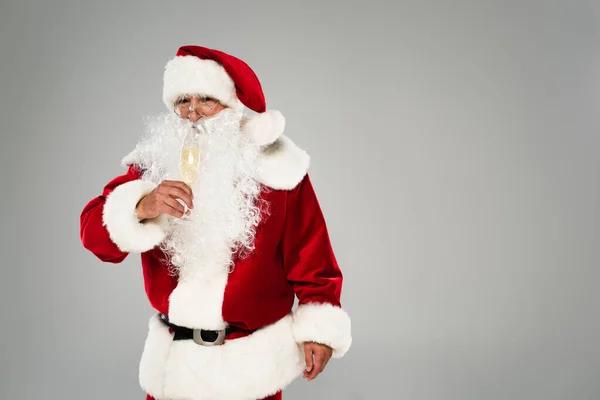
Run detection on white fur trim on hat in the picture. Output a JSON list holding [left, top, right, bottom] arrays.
[[163, 55, 238, 110], [102, 180, 169, 253], [242, 109, 285, 146], [292, 302, 352, 358]]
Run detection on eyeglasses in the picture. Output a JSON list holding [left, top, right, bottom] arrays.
[[174, 96, 223, 119]]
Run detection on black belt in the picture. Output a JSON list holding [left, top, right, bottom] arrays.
[[159, 313, 240, 344]]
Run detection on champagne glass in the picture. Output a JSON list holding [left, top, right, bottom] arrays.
[[179, 126, 201, 185], [178, 126, 201, 216]]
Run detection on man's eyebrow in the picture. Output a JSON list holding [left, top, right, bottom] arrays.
[[174, 94, 218, 104], [175, 96, 189, 104]]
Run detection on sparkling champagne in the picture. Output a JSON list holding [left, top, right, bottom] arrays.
[[180, 147, 200, 185], [179, 126, 202, 185]]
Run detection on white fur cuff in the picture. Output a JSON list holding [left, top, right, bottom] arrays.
[[102, 180, 168, 253], [292, 302, 352, 358]]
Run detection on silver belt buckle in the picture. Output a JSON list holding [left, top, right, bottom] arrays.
[[193, 328, 227, 346]]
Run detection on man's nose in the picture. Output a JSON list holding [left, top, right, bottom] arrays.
[[188, 97, 201, 121]]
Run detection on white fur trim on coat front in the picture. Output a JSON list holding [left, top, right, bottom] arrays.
[[292, 302, 352, 358], [163, 55, 238, 110], [102, 180, 169, 253], [256, 135, 310, 190], [242, 109, 285, 146], [139, 313, 305, 400], [167, 273, 228, 330]]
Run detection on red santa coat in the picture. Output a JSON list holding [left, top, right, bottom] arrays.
[[80, 134, 351, 400]]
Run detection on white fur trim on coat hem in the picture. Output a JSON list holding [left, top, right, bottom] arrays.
[[256, 135, 310, 190], [139, 313, 305, 400], [102, 180, 168, 253], [292, 302, 352, 358]]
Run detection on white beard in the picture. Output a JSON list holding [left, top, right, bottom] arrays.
[[131, 109, 264, 277]]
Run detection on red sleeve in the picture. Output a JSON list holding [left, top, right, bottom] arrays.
[[79, 165, 141, 263], [282, 174, 343, 306], [282, 174, 351, 357]]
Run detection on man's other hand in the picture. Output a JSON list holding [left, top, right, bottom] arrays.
[[303, 341, 333, 382]]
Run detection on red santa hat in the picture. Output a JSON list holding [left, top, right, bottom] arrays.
[[162, 45, 285, 146]]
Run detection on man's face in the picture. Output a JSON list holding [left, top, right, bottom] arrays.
[[174, 94, 226, 122]]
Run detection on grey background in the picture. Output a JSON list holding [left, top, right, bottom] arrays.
[[1, 1, 599, 399]]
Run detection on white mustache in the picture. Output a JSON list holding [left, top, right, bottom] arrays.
[[191, 108, 242, 131]]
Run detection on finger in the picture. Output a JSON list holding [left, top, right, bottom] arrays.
[[159, 182, 193, 207], [164, 187, 194, 209], [163, 180, 193, 198], [321, 351, 332, 371], [159, 203, 184, 219], [163, 196, 186, 215], [160, 197, 186, 218], [308, 351, 325, 381], [304, 344, 314, 373], [316, 354, 331, 378]]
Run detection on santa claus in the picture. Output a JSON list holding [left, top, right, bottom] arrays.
[[79, 45, 351, 400]]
